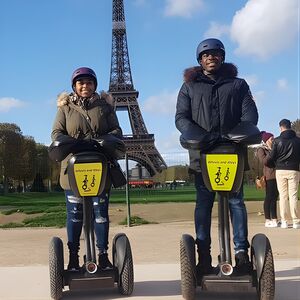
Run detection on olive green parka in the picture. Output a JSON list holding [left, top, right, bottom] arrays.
[[51, 91, 122, 190]]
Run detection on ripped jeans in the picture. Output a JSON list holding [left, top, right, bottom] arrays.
[[65, 189, 110, 253]]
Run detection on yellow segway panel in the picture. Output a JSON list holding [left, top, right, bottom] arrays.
[[74, 162, 103, 196], [206, 154, 238, 191], [200, 143, 244, 193], [68, 151, 108, 198]]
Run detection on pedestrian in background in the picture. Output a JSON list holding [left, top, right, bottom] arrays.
[[256, 131, 279, 227], [266, 119, 300, 229]]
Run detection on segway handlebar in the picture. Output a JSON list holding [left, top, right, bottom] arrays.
[[48, 134, 126, 162], [180, 121, 262, 151]]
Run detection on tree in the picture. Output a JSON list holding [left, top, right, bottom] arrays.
[[31, 143, 51, 192], [292, 119, 300, 137], [0, 123, 23, 194], [17, 136, 37, 191]]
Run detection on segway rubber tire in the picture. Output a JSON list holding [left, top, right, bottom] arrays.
[[258, 244, 275, 300], [116, 235, 134, 295], [49, 237, 64, 300], [180, 238, 196, 300]]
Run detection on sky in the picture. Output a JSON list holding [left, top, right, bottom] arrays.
[[0, 0, 299, 166]]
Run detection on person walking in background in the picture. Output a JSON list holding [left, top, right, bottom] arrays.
[[51, 67, 122, 270], [256, 131, 279, 227], [266, 119, 300, 229], [175, 38, 258, 275]]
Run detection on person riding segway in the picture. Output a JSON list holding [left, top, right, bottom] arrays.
[[48, 67, 134, 299], [179, 122, 275, 299], [175, 38, 275, 299]]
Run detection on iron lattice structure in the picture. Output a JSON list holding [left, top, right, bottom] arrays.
[[109, 0, 167, 176]]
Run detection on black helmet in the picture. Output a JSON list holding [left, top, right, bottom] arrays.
[[196, 38, 225, 63]]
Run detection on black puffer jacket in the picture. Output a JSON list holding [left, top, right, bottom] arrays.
[[266, 129, 300, 171], [175, 63, 258, 172]]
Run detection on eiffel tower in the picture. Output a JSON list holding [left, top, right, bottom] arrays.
[[108, 0, 167, 176]]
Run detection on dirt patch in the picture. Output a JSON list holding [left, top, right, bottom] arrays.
[[0, 202, 265, 226], [0, 212, 28, 225]]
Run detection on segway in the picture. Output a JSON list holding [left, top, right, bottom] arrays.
[[48, 136, 134, 300], [179, 122, 275, 300]]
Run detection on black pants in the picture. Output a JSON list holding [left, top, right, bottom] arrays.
[[264, 179, 279, 219]]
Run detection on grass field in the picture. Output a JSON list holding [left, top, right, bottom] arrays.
[[0, 185, 282, 228]]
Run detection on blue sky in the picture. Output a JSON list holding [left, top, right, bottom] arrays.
[[0, 0, 299, 166]]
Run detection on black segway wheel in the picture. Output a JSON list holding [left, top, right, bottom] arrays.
[[180, 235, 196, 300], [113, 234, 134, 295], [258, 244, 275, 300], [49, 237, 64, 300]]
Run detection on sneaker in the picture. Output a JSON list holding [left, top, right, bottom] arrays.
[[99, 253, 113, 270], [293, 222, 300, 229], [265, 219, 278, 228], [265, 220, 272, 227], [281, 221, 289, 229], [235, 251, 251, 274], [67, 252, 80, 271]]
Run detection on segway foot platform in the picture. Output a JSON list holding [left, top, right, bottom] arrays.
[[201, 273, 254, 293], [65, 268, 115, 290]]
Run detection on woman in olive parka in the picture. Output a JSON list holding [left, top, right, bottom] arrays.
[[51, 67, 122, 271]]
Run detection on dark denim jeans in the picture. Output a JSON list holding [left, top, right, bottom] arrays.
[[65, 189, 110, 253], [194, 173, 249, 254]]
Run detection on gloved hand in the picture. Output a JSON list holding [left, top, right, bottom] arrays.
[[199, 132, 221, 151]]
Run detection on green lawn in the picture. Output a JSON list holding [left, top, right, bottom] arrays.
[[0, 185, 273, 228]]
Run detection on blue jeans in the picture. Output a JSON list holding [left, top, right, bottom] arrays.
[[194, 173, 249, 254], [65, 189, 110, 253]]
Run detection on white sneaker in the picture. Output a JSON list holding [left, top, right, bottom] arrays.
[[281, 221, 289, 229], [271, 219, 279, 227], [293, 222, 300, 229], [265, 220, 274, 228]]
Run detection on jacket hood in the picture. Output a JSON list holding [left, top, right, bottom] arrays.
[[280, 129, 296, 139], [57, 91, 114, 107], [183, 62, 238, 83]]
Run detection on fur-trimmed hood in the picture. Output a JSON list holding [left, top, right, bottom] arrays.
[[57, 91, 114, 107], [183, 63, 238, 83]]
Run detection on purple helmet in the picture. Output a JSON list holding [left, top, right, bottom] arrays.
[[196, 38, 225, 63], [71, 67, 98, 90]]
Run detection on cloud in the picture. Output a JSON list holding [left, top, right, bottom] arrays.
[[0, 97, 26, 112], [164, 0, 204, 18], [243, 74, 258, 87], [230, 0, 298, 59], [277, 78, 288, 90], [204, 21, 230, 38], [142, 89, 178, 115]]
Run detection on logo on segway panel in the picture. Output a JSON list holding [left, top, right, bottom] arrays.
[[206, 154, 238, 191], [74, 162, 103, 196]]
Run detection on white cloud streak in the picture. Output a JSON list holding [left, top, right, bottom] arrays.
[[230, 0, 298, 59], [277, 78, 288, 90], [0, 97, 26, 112], [164, 0, 204, 18], [204, 21, 230, 38], [142, 89, 178, 115]]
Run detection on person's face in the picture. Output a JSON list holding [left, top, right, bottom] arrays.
[[74, 77, 96, 98], [200, 49, 223, 73], [266, 136, 274, 149]]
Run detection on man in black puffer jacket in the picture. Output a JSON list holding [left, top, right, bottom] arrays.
[[266, 119, 300, 229], [175, 38, 258, 275]]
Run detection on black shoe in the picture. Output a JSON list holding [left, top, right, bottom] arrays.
[[99, 253, 113, 270], [67, 252, 80, 271], [235, 251, 251, 274], [196, 263, 216, 277]]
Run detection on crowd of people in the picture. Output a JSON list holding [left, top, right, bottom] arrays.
[[257, 119, 300, 230]]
